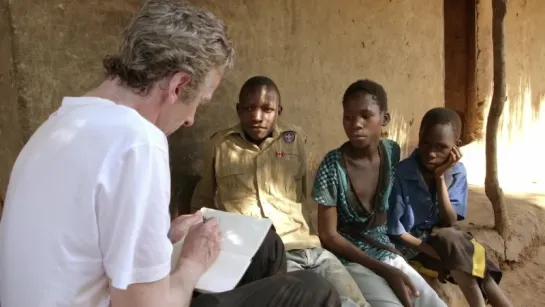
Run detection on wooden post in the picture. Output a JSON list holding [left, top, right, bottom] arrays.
[[485, 0, 510, 237]]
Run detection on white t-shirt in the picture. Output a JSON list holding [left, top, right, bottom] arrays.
[[0, 97, 173, 307]]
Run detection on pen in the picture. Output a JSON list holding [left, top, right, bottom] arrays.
[[203, 216, 219, 224]]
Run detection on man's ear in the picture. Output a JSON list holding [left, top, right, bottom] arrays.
[[278, 105, 283, 116], [168, 71, 192, 105], [235, 103, 241, 114], [382, 112, 391, 126]]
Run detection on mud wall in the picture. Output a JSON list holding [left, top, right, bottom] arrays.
[[0, 0, 444, 214], [0, 0, 23, 216]]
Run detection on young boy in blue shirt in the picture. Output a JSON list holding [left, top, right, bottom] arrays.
[[388, 108, 513, 307]]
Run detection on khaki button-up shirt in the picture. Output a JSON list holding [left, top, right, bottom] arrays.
[[190, 123, 321, 250]]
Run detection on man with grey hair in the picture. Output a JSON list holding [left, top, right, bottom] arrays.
[[0, 1, 341, 307]]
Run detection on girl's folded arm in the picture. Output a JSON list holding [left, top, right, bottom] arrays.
[[318, 205, 394, 276]]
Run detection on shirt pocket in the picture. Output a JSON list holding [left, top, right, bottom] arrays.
[[272, 153, 302, 202], [275, 153, 301, 175], [216, 164, 253, 200]]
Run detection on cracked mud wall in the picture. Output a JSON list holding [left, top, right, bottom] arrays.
[[1, 0, 444, 214]]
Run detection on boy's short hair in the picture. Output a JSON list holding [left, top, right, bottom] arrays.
[[238, 76, 280, 104], [419, 107, 462, 140], [342, 79, 388, 112]]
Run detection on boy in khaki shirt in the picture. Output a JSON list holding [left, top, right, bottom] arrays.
[[191, 76, 367, 307]]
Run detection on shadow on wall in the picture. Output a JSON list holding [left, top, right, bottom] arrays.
[[169, 77, 238, 216]]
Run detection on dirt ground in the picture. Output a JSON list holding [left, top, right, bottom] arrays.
[[436, 186, 545, 306], [501, 246, 545, 307]]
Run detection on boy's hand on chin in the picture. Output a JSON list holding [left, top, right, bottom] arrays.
[[434, 146, 462, 178]]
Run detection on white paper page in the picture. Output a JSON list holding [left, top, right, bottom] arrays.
[[170, 208, 272, 293], [170, 241, 251, 293], [194, 252, 251, 293], [201, 207, 272, 256]]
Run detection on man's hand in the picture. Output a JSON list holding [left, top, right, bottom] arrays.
[[178, 217, 222, 276], [169, 211, 204, 243], [434, 146, 462, 178], [381, 266, 419, 307]]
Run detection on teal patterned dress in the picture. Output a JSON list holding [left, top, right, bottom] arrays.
[[312, 139, 400, 263]]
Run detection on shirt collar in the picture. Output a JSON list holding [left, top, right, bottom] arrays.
[[401, 150, 422, 180], [227, 123, 284, 143]]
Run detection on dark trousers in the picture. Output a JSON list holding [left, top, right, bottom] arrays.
[[190, 228, 341, 307], [237, 227, 287, 286]]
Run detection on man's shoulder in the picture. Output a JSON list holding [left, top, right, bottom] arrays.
[[111, 111, 167, 152], [55, 97, 167, 151], [207, 125, 238, 144], [278, 121, 306, 135]]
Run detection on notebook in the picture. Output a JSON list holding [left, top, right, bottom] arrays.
[[170, 208, 272, 293]]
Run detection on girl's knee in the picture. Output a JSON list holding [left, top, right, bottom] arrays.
[[405, 272, 447, 307], [417, 285, 447, 307]]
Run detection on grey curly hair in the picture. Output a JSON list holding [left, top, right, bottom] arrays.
[[103, 0, 234, 98]]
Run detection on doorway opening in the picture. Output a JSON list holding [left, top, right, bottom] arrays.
[[444, 0, 476, 145]]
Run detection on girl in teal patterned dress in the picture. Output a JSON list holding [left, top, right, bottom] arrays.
[[312, 80, 445, 307]]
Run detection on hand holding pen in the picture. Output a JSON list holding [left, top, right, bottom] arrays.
[[178, 211, 223, 275]]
